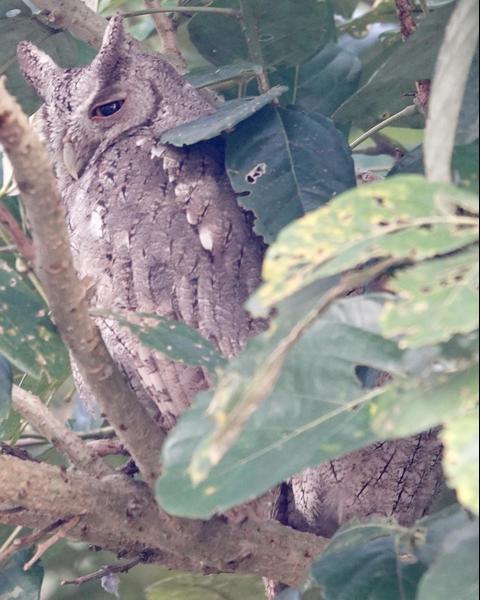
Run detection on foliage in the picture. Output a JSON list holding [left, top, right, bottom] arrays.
[[0, 0, 478, 599]]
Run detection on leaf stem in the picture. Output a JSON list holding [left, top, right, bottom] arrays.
[[121, 7, 242, 19], [349, 105, 418, 150], [238, 1, 271, 94]]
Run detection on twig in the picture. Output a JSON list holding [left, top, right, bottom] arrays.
[[238, 2, 271, 94], [23, 516, 82, 570], [15, 426, 116, 448], [0, 519, 64, 565], [61, 555, 143, 586], [0, 201, 35, 263], [12, 386, 113, 478], [122, 7, 241, 19], [349, 105, 418, 150], [395, 0, 417, 40], [0, 79, 163, 487], [424, 0, 479, 183], [86, 438, 127, 457], [143, 1, 187, 73]]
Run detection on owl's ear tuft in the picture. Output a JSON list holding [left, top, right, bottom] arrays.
[[16, 42, 61, 100], [90, 14, 130, 81]]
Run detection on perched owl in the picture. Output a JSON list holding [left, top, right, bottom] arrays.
[[17, 16, 443, 596]]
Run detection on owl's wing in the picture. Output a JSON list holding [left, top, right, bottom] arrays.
[[65, 135, 264, 429]]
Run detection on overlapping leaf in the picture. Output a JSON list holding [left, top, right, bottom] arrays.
[[0, 260, 69, 385], [441, 408, 479, 516], [226, 106, 356, 242], [160, 86, 286, 146], [250, 176, 479, 316], [187, 0, 335, 68], [0, 549, 44, 600], [334, 3, 455, 129], [381, 247, 479, 347], [92, 310, 226, 373], [299, 506, 477, 600], [156, 292, 408, 518], [147, 571, 264, 600]]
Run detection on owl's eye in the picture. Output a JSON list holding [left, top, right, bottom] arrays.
[[91, 99, 125, 119]]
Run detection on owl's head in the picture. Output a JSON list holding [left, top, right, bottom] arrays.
[[17, 15, 211, 181]]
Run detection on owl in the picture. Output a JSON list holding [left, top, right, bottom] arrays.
[[17, 16, 443, 597], [17, 15, 266, 431]]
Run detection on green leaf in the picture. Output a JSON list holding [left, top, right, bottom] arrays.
[[305, 522, 426, 600], [186, 62, 262, 88], [251, 176, 479, 315], [160, 87, 287, 146], [226, 106, 356, 242], [1, 3, 96, 114], [0, 354, 12, 436], [334, 3, 455, 129], [188, 0, 335, 69], [0, 260, 70, 387], [453, 140, 480, 193], [417, 517, 479, 600], [93, 310, 226, 373], [371, 365, 479, 439], [381, 247, 479, 347], [146, 571, 264, 600], [302, 505, 477, 600], [0, 549, 44, 600], [156, 292, 406, 518], [269, 42, 362, 117], [441, 408, 479, 516]]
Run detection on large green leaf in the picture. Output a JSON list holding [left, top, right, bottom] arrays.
[[160, 86, 287, 146], [187, 0, 335, 69], [147, 571, 264, 600], [304, 522, 426, 600], [226, 106, 356, 242], [0, 549, 44, 600], [453, 140, 480, 193], [300, 505, 477, 600], [156, 292, 408, 518], [334, 3, 455, 129], [250, 176, 479, 315], [417, 519, 479, 600], [0, 354, 12, 437], [93, 310, 226, 373], [0, 260, 69, 385], [441, 408, 479, 516], [265, 42, 362, 117], [1, 1, 96, 114], [371, 365, 478, 438], [381, 247, 479, 347]]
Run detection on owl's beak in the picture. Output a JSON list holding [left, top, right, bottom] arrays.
[[62, 140, 82, 180]]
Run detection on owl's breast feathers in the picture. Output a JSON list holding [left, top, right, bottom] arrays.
[[63, 134, 265, 428]]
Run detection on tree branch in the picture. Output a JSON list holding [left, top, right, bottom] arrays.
[[0, 455, 327, 585], [0, 79, 163, 486], [0, 201, 35, 263], [34, 0, 107, 48], [424, 0, 479, 183], [143, 1, 187, 73], [11, 385, 113, 477]]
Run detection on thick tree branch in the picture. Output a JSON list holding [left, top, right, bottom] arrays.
[[0, 455, 328, 585], [12, 385, 113, 478], [34, 0, 107, 48], [424, 0, 479, 183], [0, 79, 163, 486]]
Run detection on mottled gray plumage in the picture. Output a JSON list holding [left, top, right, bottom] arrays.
[[18, 17, 443, 596]]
